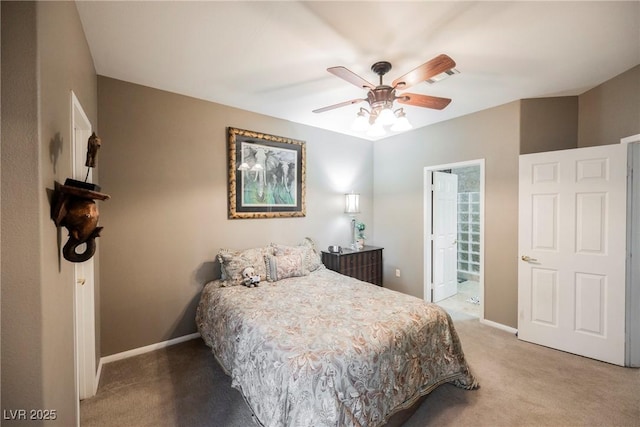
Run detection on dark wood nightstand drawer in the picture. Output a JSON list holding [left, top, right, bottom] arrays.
[[321, 246, 383, 286]]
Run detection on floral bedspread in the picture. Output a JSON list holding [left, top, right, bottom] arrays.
[[196, 267, 477, 427]]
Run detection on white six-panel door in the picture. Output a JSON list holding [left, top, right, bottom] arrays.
[[518, 144, 627, 365], [433, 171, 459, 302]]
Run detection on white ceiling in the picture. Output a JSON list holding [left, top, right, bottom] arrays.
[[76, 1, 640, 141]]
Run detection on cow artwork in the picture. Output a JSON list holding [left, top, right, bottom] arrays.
[[227, 127, 305, 219], [241, 144, 297, 206]]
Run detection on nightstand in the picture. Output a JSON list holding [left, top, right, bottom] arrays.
[[321, 246, 383, 286]]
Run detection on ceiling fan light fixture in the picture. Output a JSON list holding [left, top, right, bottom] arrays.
[[391, 109, 412, 132], [376, 107, 397, 126], [351, 108, 370, 131], [425, 68, 459, 84]]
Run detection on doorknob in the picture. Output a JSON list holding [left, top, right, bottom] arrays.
[[521, 255, 538, 262], [77, 278, 86, 286]]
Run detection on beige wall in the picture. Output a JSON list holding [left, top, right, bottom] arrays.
[[578, 65, 640, 147], [1, 1, 97, 425], [520, 96, 578, 154], [97, 77, 373, 356], [373, 102, 521, 328], [1, 1, 43, 417]]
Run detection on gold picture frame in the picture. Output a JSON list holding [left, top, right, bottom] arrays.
[[227, 127, 306, 219]]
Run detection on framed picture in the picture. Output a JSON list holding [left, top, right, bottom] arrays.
[[227, 127, 306, 219]]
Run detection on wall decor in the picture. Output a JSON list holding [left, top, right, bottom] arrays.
[[227, 127, 306, 219], [51, 132, 110, 263], [52, 179, 109, 262]]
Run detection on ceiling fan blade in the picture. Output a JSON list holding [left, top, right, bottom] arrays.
[[327, 66, 376, 90], [392, 54, 456, 90], [312, 98, 366, 113], [396, 93, 452, 110]]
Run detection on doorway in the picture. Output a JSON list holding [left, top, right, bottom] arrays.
[[424, 160, 485, 320]]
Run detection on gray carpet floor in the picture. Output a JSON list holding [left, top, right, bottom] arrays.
[[81, 311, 640, 427]]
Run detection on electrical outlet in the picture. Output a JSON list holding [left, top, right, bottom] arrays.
[[395, 268, 401, 277]]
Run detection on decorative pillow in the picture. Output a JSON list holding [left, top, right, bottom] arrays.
[[272, 237, 323, 272], [217, 246, 273, 286], [264, 253, 309, 282]]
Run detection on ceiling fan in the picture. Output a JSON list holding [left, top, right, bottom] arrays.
[[313, 54, 457, 134]]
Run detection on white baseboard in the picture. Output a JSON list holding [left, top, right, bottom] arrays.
[[100, 332, 201, 365], [480, 318, 518, 335]]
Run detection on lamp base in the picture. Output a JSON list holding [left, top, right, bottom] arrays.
[[349, 216, 358, 250]]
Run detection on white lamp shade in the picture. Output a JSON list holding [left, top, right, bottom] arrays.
[[391, 115, 412, 132], [345, 193, 360, 214], [376, 107, 397, 126], [351, 114, 369, 131]]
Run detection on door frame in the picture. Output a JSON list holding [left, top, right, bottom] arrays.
[[71, 91, 98, 409], [623, 135, 640, 367], [423, 159, 485, 321]]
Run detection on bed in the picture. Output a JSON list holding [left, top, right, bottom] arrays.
[[196, 241, 477, 427]]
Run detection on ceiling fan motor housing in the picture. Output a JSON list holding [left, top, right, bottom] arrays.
[[369, 62, 396, 116], [367, 86, 396, 115]]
